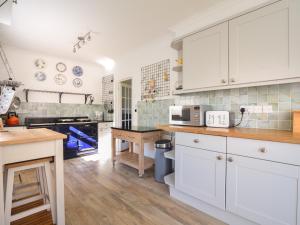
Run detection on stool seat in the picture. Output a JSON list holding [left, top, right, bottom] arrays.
[[5, 157, 54, 169], [4, 157, 56, 225]]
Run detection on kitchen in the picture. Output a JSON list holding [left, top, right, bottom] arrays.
[[0, 0, 300, 225]]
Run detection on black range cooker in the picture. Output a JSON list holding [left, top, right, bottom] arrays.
[[25, 117, 98, 159]]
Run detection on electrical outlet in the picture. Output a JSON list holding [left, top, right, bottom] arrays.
[[263, 105, 273, 113], [253, 105, 263, 113], [240, 105, 254, 113]]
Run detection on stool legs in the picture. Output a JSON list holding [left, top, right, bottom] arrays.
[[4, 169, 14, 225], [44, 162, 56, 223], [4, 162, 56, 225]]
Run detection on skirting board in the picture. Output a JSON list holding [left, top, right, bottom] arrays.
[[169, 187, 258, 225]]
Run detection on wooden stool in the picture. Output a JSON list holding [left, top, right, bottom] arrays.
[[4, 157, 56, 225]]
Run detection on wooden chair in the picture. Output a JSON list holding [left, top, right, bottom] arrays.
[[4, 157, 56, 225]]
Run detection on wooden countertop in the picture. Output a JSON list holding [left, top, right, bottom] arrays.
[[0, 128, 67, 146], [157, 125, 300, 145]]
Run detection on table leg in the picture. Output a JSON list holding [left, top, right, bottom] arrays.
[[55, 140, 65, 225], [0, 150, 4, 225], [129, 142, 133, 153], [138, 141, 145, 177], [111, 137, 116, 167]]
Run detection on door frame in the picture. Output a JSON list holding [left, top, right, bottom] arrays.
[[114, 76, 133, 151]]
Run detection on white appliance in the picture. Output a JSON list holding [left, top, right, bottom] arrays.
[[206, 111, 235, 128], [169, 105, 210, 126]]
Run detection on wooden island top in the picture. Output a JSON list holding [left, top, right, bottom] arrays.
[[157, 125, 300, 145], [0, 128, 67, 146]]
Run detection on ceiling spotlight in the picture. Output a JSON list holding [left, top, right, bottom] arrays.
[[73, 31, 95, 53]]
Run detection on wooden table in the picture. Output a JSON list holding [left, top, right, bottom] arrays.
[[111, 127, 161, 177], [0, 128, 66, 225]]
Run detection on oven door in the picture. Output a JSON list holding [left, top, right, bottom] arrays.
[[67, 123, 98, 156], [169, 106, 194, 125]]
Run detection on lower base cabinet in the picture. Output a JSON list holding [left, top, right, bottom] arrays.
[[175, 145, 226, 210], [226, 154, 299, 225]]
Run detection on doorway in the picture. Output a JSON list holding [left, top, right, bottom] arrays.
[[120, 79, 132, 150]]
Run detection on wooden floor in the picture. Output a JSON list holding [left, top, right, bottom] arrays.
[[11, 152, 227, 225]]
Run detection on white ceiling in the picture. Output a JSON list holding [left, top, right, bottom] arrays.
[[0, 0, 225, 64]]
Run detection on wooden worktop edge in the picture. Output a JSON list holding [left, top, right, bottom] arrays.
[[157, 125, 300, 145], [0, 128, 67, 146]]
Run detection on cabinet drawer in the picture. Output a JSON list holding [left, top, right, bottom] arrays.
[[227, 137, 300, 165], [176, 132, 226, 153], [112, 130, 139, 143]]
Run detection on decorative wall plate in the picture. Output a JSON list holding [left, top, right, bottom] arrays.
[[73, 78, 83, 88], [72, 66, 83, 76], [56, 62, 67, 72], [34, 71, 47, 81], [34, 58, 46, 69], [54, 74, 67, 85]]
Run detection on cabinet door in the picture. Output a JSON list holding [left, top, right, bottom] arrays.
[[183, 22, 228, 90], [175, 145, 226, 209], [290, 0, 300, 76], [229, 0, 291, 85], [226, 154, 299, 225]]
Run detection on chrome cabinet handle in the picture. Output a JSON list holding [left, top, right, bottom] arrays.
[[193, 139, 200, 143], [216, 155, 223, 160], [228, 157, 233, 162], [221, 79, 227, 84], [258, 147, 267, 153], [230, 78, 235, 83]]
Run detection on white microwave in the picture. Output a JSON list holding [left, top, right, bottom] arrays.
[[169, 105, 210, 126]]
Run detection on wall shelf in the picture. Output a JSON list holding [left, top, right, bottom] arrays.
[[164, 172, 175, 187], [164, 150, 175, 160], [172, 65, 183, 72], [23, 89, 92, 104]]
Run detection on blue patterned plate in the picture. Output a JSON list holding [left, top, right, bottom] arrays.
[[72, 66, 83, 76]]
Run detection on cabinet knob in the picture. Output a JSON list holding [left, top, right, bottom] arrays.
[[216, 155, 223, 160], [230, 78, 235, 83], [258, 147, 267, 153], [228, 157, 233, 162], [193, 139, 200, 143], [221, 79, 227, 84]]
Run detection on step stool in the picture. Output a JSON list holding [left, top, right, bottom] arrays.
[[4, 157, 56, 225]]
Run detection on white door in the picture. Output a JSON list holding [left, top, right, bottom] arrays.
[[229, 0, 291, 85], [183, 21, 228, 90], [175, 145, 226, 209], [226, 154, 299, 225]]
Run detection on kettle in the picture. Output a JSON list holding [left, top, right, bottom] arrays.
[[6, 112, 20, 126]]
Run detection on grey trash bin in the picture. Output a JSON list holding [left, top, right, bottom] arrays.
[[154, 139, 173, 183]]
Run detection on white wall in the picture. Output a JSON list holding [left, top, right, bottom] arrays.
[[113, 33, 177, 127], [0, 45, 105, 104]]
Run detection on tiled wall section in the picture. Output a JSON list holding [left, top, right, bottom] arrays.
[[137, 99, 175, 127], [15, 102, 113, 123], [137, 83, 300, 130]]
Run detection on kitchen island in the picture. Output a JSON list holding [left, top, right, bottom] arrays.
[[111, 126, 161, 177], [0, 128, 66, 225]]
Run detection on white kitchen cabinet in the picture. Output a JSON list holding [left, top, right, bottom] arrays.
[[175, 144, 226, 210], [290, 0, 300, 76], [98, 122, 112, 151], [226, 154, 299, 225], [229, 0, 292, 85], [183, 21, 228, 90]]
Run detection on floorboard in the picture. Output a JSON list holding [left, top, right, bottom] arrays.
[[11, 151, 227, 225]]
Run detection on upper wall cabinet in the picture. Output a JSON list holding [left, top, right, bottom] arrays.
[[229, 0, 298, 85], [177, 0, 300, 93], [183, 22, 228, 90], [290, 0, 300, 76]]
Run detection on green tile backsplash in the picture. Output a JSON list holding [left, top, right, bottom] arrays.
[[14, 102, 112, 123], [137, 83, 300, 131]]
